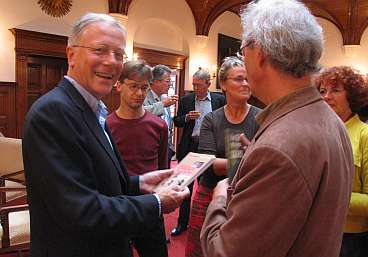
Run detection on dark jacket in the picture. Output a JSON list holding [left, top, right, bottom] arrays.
[[23, 78, 160, 257], [174, 92, 225, 161]]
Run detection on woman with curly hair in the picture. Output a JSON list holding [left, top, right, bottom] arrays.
[[315, 66, 368, 257]]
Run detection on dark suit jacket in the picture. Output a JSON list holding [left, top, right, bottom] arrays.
[[174, 92, 225, 161], [23, 79, 160, 257]]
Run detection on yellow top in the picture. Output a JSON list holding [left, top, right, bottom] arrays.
[[344, 114, 368, 233]]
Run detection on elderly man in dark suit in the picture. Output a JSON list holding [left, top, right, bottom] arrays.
[[171, 69, 225, 236], [22, 13, 188, 257]]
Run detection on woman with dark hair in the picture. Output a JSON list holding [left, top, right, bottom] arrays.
[[185, 56, 261, 257], [315, 66, 368, 257]]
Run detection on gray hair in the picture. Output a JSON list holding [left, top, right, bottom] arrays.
[[151, 65, 172, 82], [240, 0, 323, 78], [218, 57, 245, 82], [193, 68, 211, 83], [119, 60, 152, 82], [68, 13, 127, 46]]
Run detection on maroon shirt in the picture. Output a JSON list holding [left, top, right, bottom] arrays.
[[107, 111, 168, 176]]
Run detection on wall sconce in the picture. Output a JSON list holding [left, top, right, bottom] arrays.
[[132, 52, 139, 61], [195, 35, 209, 49], [343, 44, 360, 58], [211, 64, 217, 80], [109, 13, 129, 29]]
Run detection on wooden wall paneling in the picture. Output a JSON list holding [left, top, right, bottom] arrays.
[[11, 29, 68, 137], [11, 29, 68, 58], [0, 82, 16, 137], [15, 54, 28, 138], [133, 47, 187, 98]]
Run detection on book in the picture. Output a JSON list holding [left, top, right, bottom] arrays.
[[154, 152, 216, 192], [224, 128, 244, 183]]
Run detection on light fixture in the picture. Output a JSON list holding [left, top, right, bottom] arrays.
[[37, 0, 72, 17], [343, 44, 360, 58], [194, 35, 209, 49], [133, 52, 139, 61], [109, 13, 128, 28], [211, 64, 217, 80]]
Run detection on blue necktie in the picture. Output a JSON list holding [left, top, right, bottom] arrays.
[[97, 101, 112, 148], [98, 101, 108, 130]]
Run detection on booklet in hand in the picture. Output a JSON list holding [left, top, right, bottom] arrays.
[[154, 152, 216, 192]]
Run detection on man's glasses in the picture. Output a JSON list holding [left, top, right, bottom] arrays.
[[236, 40, 255, 61], [123, 79, 150, 93], [192, 82, 209, 88], [72, 45, 128, 62], [226, 77, 248, 84], [161, 79, 172, 84]]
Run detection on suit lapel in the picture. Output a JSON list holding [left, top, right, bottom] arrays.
[[188, 93, 196, 111], [210, 93, 218, 110], [83, 111, 127, 180], [61, 80, 128, 184]]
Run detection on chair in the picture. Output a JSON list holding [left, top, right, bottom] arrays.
[[0, 137, 30, 255]]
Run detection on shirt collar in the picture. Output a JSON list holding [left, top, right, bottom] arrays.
[[64, 75, 104, 115], [150, 89, 161, 101], [345, 114, 361, 127], [195, 91, 211, 101]]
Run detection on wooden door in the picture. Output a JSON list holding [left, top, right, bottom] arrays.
[[26, 56, 68, 110], [15, 55, 68, 137], [0, 82, 16, 137]]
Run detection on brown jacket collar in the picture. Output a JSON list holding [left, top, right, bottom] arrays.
[[254, 86, 323, 142]]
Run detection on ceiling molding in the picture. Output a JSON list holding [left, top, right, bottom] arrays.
[[108, 0, 132, 15], [344, 0, 359, 44], [202, 1, 247, 36], [114, 0, 368, 45]]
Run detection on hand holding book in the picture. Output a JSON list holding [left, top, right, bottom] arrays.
[[154, 152, 216, 192], [140, 169, 190, 214]]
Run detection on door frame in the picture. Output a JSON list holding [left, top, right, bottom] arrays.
[[132, 46, 187, 152]]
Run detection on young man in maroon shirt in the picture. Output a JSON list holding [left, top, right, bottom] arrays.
[[107, 60, 169, 257]]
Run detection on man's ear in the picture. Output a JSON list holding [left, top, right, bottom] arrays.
[[66, 46, 75, 68], [116, 81, 123, 92], [255, 47, 267, 69]]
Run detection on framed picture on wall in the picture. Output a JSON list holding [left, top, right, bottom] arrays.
[[217, 33, 241, 89], [216, 34, 266, 109]]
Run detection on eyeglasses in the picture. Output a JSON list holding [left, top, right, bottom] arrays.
[[161, 79, 172, 84], [192, 82, 209, 88], [226, 77, 248, 84], [123, 79, 150, 93], [236, 40, 255, 61], [72, 45, 128, 62], [319, 87, 345, 96]]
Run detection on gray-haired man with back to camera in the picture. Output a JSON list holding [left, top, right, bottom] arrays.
[[200, 0, 354, 257]]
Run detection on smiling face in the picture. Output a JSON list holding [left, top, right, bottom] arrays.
[[221, 66, 250, 103], [66, 22, 125, 99]]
